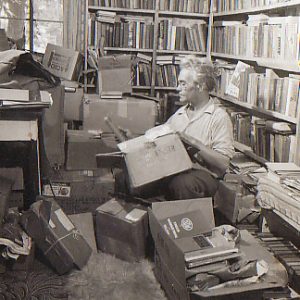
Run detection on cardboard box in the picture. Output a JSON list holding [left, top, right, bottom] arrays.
[[42, 43, 82, 81], [42, 169, 114, 214], [95, 198, 149, 262], [20, 198, 92, 275], [149, 199, 288, 300], [214, 179, 257, 224], [98, 54, 132, 94], [63, 84, 83, 121], [68, 212, 97, 252], [118, 133, 193, 188], [83, 94, 157, 134], [66, 130, 118, 170]]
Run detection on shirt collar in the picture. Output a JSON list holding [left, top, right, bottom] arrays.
[[180, 97, 215, 116]]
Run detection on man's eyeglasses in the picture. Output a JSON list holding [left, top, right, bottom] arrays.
[[177, 81, 192, 90]]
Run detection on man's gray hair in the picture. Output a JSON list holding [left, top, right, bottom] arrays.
[[180, 55, 216, 91]]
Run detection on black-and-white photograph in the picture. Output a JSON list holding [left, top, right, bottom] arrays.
[[0, 0, 300, 299]]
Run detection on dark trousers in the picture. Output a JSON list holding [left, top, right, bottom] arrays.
[[115, 168, 219, 201]]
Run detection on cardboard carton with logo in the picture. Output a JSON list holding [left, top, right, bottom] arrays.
[[43, 43, 82, 81], [95, 198, 149, 262], [149, 199, 288, 300], [42, 169, 114, 214]]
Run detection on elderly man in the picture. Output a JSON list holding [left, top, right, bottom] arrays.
[[116, 55, 234, 200], [164, 55, 234, 200]]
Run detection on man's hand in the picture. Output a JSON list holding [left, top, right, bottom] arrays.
[[179, 131, 230, 179]]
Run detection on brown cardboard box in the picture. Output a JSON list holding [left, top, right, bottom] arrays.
[[98, 54, 132, 94], [20, 198, 92, 275], [118, 133, 193, 188], [68, 212, 97, 252], [42, 169, 114, 214], [149, 200, 288, 300], [83, 94, 157, 134], [63, 84, 84, 121], [95, 198, 148, 262], [66, 130, 118, 170], [214, 179, 257, 224], [42, 43, 82, 81]]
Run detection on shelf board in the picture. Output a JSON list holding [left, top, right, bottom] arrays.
[[213, 0, 300, 16], [158, 10, 209, 18], [157, 49, 207, 55], [132, 86, 151, 90], [104, 47, 153, 52], [233, 141, 268, 165], [155, 86, 177, 90], [88, 6, 155, 14], [133, 86, 177, 90], [211, 52, 300, 73], [211, 92, 297, 124]]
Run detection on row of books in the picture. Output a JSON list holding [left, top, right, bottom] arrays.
[[224, 106, 296, 163], [89, 16, 154, 49], [158, 19, 207, 51], [159, 0, 210, 13], [88, 0, 209, 12], [216, 61, 300, 119], [133, 54, 181, 87], [88, 0, 156, 9], [212, 0, 295, 12], [212, 16, 300, 63]]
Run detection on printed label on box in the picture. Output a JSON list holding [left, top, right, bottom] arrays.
[[42, 183, 71, 198]]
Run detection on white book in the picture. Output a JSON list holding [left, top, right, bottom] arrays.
[[285, 78, 299, 118]]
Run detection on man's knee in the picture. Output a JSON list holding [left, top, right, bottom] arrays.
[[167, 170, 219, 200], [167, 172, 205, 200]]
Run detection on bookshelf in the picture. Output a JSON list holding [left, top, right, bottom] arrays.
[[83, 0, 300, 165], [83, 0, 210, 95], [211, 0, 300, 166]]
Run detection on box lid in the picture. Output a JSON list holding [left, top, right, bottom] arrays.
[[118, 134, 193, 187]]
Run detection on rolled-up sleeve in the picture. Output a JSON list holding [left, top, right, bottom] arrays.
[[211, 108, 235, 159]]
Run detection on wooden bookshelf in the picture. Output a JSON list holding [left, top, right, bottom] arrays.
[[211, 1, 300, 166], [211, 52, 300, 73], [211, 92, 298, 124], [84, 0, 210, 96], [213, 0, 300, 16]]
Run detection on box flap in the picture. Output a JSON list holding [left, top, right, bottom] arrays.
[[152, 198, 215, 228], [96, 198, 124, 216]]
